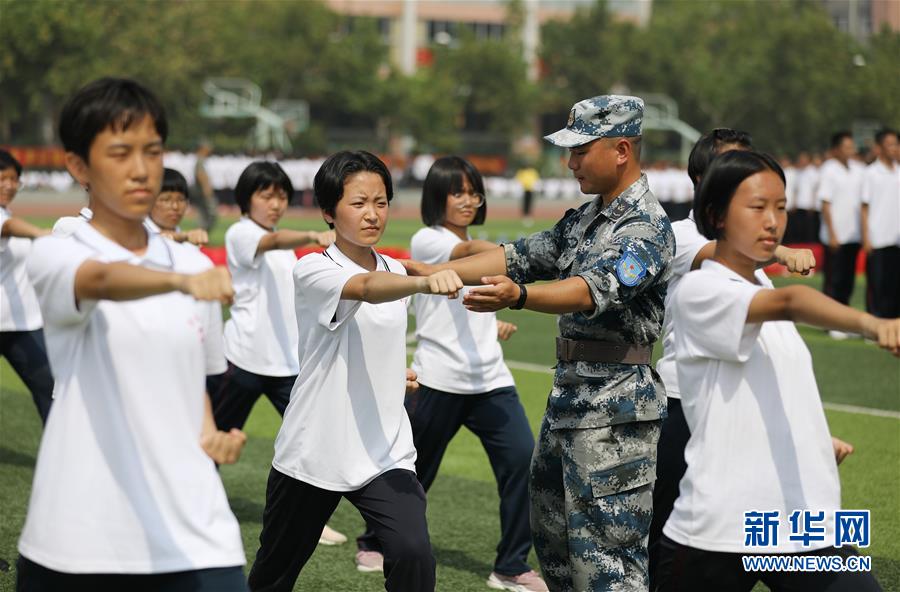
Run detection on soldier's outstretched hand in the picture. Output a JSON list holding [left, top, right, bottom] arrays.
[[464, 275, 519, 312]]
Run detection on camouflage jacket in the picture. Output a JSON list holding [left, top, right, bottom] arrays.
[[504, 174, 674, 429]]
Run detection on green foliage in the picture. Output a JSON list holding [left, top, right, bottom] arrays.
[[539, 0, 900, 155], [2, 0, 898, 156]]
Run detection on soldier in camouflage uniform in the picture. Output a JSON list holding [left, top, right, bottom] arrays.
[[403, 95, 674, 591]]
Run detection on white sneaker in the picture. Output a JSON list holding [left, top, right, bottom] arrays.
[[828, 330, 850, 340], [487, 570, 549, 592], [355, 550, 384, 573], [318, 524, 347, 546]]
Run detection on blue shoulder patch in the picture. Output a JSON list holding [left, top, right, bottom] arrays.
[[615, 251, 647, 287]]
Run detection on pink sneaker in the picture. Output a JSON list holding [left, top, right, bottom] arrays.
[[355, 550, 384, 573], [318, 524, 347, 546], [487, 570, 549, 592]]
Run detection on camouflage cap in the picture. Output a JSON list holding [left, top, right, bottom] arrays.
[[544, 95, 644, 148]]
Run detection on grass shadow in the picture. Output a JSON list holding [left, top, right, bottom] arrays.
[[0, 447, 34, 469]]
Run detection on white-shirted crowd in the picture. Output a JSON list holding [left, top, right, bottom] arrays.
[[1, 78, 898, 592]]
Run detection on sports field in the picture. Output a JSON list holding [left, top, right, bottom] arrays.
[[1, 214, 897, 591]]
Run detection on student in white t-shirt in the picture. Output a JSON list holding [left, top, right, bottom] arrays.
[[212, 161, 346, 548], [861, 128, 900, 319], [0, 149, 54, 424], [354, 156, 547, 591], [145, 168, 209, 247], [18, 77, 248, 591], [247, 151, 463, 592], [212, 161, 333, 432], [818, 132, 865, 312], [649, 129, 824, 587], [655, 150, 895, 591]]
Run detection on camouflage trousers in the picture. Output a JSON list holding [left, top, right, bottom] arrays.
[[530, 415, 662, 591]]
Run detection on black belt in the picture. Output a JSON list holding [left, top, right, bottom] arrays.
[[556, 337, 652, 365]]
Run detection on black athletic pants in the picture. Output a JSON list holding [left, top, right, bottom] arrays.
[[866, 246, 900, 318], [357, 384, 535, 576], [211, 362, 294, 431], [823, 243, 860, 306], [0, 329, 54, 424], [16, 557, 247, 592], [654, 534, 882, 592], [248, 468, 435, 592]]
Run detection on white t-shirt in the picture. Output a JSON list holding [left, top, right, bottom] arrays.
[[817, 159, 864, 244], [21, 223, 244, 573], [52, 207, 93, 237], [0, 207, 43, 331], [273, 244, 417, 491], [861, 159, 900, 249], [223, 217, 299, 376], [410, 226, 514, 394], [143, 218, 184, 236], [783, 166, 797, 211], [664, 261, 840, 554], [655, 212, 710, 400], [794, 166, 819, 211], [174, 241, 227, 377]]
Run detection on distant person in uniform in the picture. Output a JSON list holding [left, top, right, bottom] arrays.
[[403, 95, 675, 591], [861, 128, 900, 319], [818, 132, 865, 339], [191, 140, 218, 231], [515, 165, 540, 227]]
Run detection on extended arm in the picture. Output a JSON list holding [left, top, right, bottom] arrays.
[[73, 261, 234, 304], [449, 239, 499, 261], [341, 269, 463, 304], [0, 217, 50, 239], [403, 245, 507, 285], [690, 241, 814, 274], [464, 275, 593, 314], [162, 228, 210, 247], [255, 229, 335, 256], [747, 285, 899, 354]]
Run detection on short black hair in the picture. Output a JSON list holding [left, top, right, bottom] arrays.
[[687, 128, 753, 188], [58, 78, 168, 163], [694, 150, 785, 241], [874, 128, 898, 145], [0, 149, 22, 176], [161, 168, 188, 197], [234, 161, 294, 215], [313, 151, 392, 229], [421, 156, 487, 227], [830, 131, 853, 149]]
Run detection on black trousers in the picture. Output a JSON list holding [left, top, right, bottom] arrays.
[[248, 468, 435, 592], [822, 243, 861, 306], [654, 535, 882, 592], [866, 246, 900, 318], [522, 190, 534, 217], [0, 329, 54, 424], [648, 397, 691, 588], [357, 384, 535, 576], [16, 557, 247, 592], [211, 362, 294, 431]]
